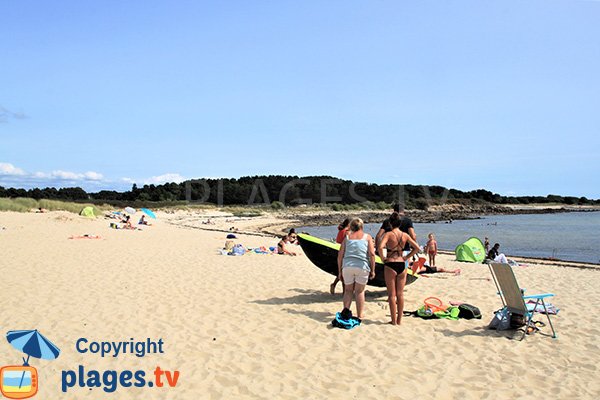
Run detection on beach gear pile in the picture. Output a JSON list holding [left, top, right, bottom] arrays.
[[220, 239, 278, 256], [489, 300, 559, 332], [109, 222, 140, 230], [69, 234, 101, 240], [406, 297, 482, 321], [105, 207, 157, 230]]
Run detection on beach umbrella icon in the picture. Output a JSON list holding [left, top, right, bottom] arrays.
[[141, 208, 157, 219], [6, 330, 60, 388]]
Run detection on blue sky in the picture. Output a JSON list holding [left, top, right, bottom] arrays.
[[1, 0, 599, 198]]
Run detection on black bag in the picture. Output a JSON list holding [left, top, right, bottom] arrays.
[[510, 313, 526, 328], [457, 303, 482, 320]]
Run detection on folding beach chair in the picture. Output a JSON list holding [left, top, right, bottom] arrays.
[[488, 263, 557, 340]]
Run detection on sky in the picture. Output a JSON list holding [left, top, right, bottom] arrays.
[[1, 0, 599, 198]]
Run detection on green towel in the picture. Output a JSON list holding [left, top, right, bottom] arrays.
[[434, 306, 460, 320]]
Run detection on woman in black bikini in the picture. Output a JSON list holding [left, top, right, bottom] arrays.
[[377, 213, 420, 325]]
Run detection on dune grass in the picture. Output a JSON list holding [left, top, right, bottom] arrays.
[[0, 198, 108, 215]]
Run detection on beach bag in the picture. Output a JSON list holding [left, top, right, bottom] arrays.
[[231, 244, 246, 256], [488, 307, 512, 330], [458, 304, 482, 320], [415, 305, 438, 319]]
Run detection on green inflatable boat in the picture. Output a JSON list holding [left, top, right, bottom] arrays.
[[298, 233, 418, 287]]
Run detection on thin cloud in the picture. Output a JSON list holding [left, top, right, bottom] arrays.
[[142, 173, 185, 185], [32, 170, 104, 181], [0, 106, 28, 123], [4, 164, 192, 191], [120, 173, 186, 186], [0, 162, 26, 176], [0, 162, 105, 189]]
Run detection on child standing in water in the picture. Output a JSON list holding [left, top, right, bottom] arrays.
[[425, 233, 438, 267]]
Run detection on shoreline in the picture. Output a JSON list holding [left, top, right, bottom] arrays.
[[160, 209, 600, 269]]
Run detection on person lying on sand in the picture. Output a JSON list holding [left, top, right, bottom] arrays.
[[411, 257, 461, 276]]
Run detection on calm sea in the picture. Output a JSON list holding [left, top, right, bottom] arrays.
[[299, 211, 600, 264]]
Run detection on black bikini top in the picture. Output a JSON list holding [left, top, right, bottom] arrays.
[[387, 230, 405, 258]]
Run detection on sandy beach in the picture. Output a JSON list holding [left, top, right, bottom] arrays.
[[1, 210, 599, 399]]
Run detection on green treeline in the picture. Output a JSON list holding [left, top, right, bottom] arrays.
[[0, 175, 597, 207]]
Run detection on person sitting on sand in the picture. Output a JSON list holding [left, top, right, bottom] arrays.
[[488, 243, 508, 264], [425, 233, 438, 267], [337, 218, 376, 320], [119, 214, 136, 229], [330, 218, 351, 294], [378, 212, 420, 326], [124, 220, 135, 229], [278, 235, 297, 256]]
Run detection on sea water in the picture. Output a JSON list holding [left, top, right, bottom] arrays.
[[299, 211, 600, 264]]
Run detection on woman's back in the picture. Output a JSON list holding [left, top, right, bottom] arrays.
[[385, 229, 406, 258], [343, 233, 370, 271]]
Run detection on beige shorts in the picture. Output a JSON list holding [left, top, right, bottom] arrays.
[[342, 267, 369, 285]]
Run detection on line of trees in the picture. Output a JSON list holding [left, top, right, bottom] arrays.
[[0, 175, 598, 207]]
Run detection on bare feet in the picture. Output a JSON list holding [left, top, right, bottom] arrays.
[[454, 269, 461, 276]]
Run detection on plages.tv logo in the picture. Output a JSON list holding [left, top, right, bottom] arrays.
[[1, 330, 60, 399]]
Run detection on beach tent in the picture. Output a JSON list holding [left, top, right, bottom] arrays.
[[79, 206, 96, 218], [455, 237, 486, 263]]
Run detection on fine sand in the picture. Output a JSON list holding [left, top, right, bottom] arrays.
[[0, 210, 599, 399]]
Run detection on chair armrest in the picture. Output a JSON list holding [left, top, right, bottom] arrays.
[[523, 293, 554, 300]]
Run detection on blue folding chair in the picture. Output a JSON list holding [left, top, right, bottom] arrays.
[[488, 263, 557, 339]]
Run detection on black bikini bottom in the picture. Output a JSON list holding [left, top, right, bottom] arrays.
[[385, 261, 406, 274]]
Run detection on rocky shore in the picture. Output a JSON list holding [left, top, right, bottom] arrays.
[[276, 203, 595, 228]]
